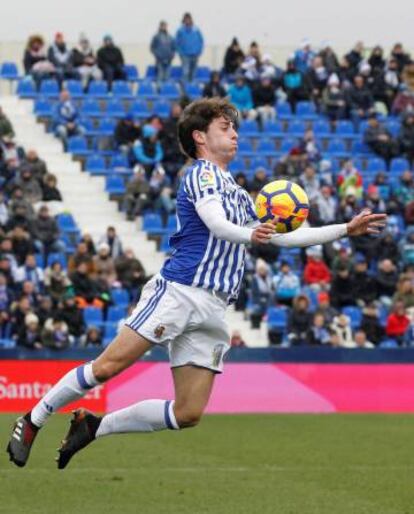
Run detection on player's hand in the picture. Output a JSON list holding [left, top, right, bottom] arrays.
[[251, 222, 275, 244], [346, 209, 387, 236]]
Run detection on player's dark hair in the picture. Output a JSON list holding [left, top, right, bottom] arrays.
[[177, 98, 238, 159]]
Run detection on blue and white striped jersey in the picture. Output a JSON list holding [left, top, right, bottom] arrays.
[[161, 159, 258, 301]]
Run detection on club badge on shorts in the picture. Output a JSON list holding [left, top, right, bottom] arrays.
[[154, 324, 166, 338], [212, 344, 225, 368]]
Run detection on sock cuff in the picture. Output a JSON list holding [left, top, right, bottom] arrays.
[[164, 400, 180, 430], [76, 362, 99, 389]]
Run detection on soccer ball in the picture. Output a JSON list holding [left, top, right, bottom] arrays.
[[255, 180, 309, 233]]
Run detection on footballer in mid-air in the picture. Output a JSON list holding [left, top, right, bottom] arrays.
[[7, 98, 386, 469]]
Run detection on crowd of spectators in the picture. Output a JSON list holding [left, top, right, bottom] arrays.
[[0, 111, 147, 350]]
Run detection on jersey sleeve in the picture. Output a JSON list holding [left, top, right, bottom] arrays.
[[244, 190, 259, 225], [184, 162, 222, 207]]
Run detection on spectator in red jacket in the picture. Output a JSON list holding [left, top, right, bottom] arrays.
[[386, 300, 410, 345], [303, 246, 331, 291]]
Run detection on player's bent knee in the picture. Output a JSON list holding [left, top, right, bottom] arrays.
[[92, 360, 120, 383], [174, 408, 203, 429]]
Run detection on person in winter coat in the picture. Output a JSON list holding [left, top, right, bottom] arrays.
[[114, 248, 146, 299], [376, 259, 398, 300], [203, 72, 227, 99], [364, 114, 399, 163], [41, 318, 70, 350], [346, 75, 375, 125], [349, 255, 377, 306], [71, 34, 102, 88], [252, 76, 276, 123], [321, 73, 346, 120], [59, 291, 85, 338], [228, 75, 256, 120], [93, 242, 117, 288], [175, 13, 203, 82], [272, 261, 301, 306], [250, 259, 273, 328], [282, 59, 309, 109], [399, 113, 414, 162], [223, 38, 244, 76], [330, 314, 354, 347], [287, 294, 313, 345], [42, 173, 63, 203], [303, 250, 331, 291], [330, 265, 355, 308], [16, 313, 43, 349], [23, 34, 56, 85], [392, 275, 414, 309], [97, 35, 126, 87], [114, 114, 141, 153], [386, 301, 410, 345], [32, 205, 64, 257], [53, 90, 85, 143], [133, 124, 164, 178], [98, 226, 123, 259], [306, 313, 331, 345], [44, 261, 71, 304], [150, 21, 176, 83], [48, 32, 79, 84]]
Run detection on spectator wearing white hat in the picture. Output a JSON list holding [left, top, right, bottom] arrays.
[[72, 34, 103, 89], [321, 73, 346, 120], [16, 313, 43, 349]]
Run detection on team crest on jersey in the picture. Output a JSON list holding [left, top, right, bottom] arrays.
[[199, 170, 215, 189], [212, 344, 225, 368], [154, 324, 166, 338]]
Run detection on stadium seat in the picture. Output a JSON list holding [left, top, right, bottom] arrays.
[[280, 137, 298, 153], [313, 120, 331, 137], [106, 99, 126, 117], [107, 306, 127, 322], [342, 306, 362, 329], [276, 102, 293, 120], [16, 79, 37, 98], [39, 79, 59, 97], [104, 323, 118, 340], [379, 339, 399, 348], [112, 80, 133, 98], [287, 120, 306, 137], [65, 79, 84, 98], [105, 175, 126, 195], [124, 64, 139, 82], [153, 100, 171, 118], [85, 154, 107, 176], [256, 139, 278, 157], [46, 252, 67, 268], [263, 121, 284, 137], [0, 339, 16, 349], [56, 213, 78, 232], [385, 119, 400, 137], [67, 136, 91, 156], [142, 213, 168, 235], [84, 307, 104, 326], [160, 234, 172, 253], [97, 117, 116, 136], [184, 82, 202, 99], [237, 138, 254, 156], [351, 139, 372, 155], [390, 158, 410, 173], [194, 66, 211, 82], [145, 65, 157, 80], [365, 157, 387, 173], [88, 80, 109, 98], [110, 154, 132, 174], [159, 81, 181, 99], [336, 120, 356, 138], [137, 81, 158, 100], [326, 138, 347, 157], [239, 120, 261, 137], [33, 98, 53, 117], [111, 288, 130, 306], [267, 306, 287, 331], [249, 156, 268, 171], [228, 156, 245, 173], [1, 61, 19, 80], [171, 66, 183, 80], [81, 99, 102, 117], [296, 101, 318, 119], [130, 99, 150, 118], [166, 214, 178, 232]]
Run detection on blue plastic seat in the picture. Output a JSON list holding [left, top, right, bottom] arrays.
[[228, 156, 245, 173], [110, 154, 131, 174], [88, 80, 108, 98], [65, 79, 84, 98], [256, 138, 278, 157], [267, 307, 288, 331], [280, 137, 298, 153], [86, 154, 107, 175], [166, 214, 178, 232], [276, 102, 293, 120], [39, 79, 59, 97], [336, 120, 356, 138], [296, 101, 317, 119], [56, 213, 77, 232], [263, 121, 284, 137], [365, 157, 387, 173], [98, 117, 116, 135], [105, 175, 126, 195], [84, 307, 104, 326], [81, 99, 102, 117], [239, 120, 261, 137], [1, 61, 19, 79], [287, 120, 306, 137], [111, 288, 130, 306], [106, 99, 125, 117], [171, 66, 183, 80], [112, 80, 133, 98], [124, 64, 139, 82], [142, 213, 167, 235], [379, 338, 399, 349], [385, 119, 401, 137], [390, 158, 410, 173], [237, 138, 254, 156], [137, 81, 158, 99], [159, 81, 181, 99], [67, 136, 91, 156], [249, 156, 268, 171], [313, 120, 331, 137], [184, 82, 202, 99], [104, 323, 118, 340], [351, 139, 372, 155], [194, 66, 211, 82], [107, 306, 127, 322], [342, 306, 362, 329], [34, 97, 53, 117], [46, 252, 67, 268], [160, 234, 172, 253], [153, 100, 171, 118], [145, 65, 157, 80], [326, 138, 347, 157], [130, 100, 150, 118], [16, 79, 37, 98], [0, 339, 16, 349]]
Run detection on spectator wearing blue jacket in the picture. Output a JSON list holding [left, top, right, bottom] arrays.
[[294, 38, 316, 73], [150, 21, 176, 83], [175, 13, 203, 82], [53, 90, 85, 144], [227, 75, 257, 120], [133, 124, 164, 178]]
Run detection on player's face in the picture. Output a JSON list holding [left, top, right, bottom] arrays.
[[204, 116, 238, 164]]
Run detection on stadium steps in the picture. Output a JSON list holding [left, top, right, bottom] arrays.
[[0, 95, 269, 347], [0, 95, 164, 276]]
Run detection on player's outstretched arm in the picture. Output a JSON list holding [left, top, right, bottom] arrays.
[[269, 209, 387, 248]]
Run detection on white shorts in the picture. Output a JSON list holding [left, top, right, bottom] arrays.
[[125, 274, 230, 373]]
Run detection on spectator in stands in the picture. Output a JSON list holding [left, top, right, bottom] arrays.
[[400, 228, 414, 266], [319, 42, 339, 74], [10, 295, 32, 334], [9, 226, 35, 266], [287, 294, 313, 345], [300, 164, 321, 201], [305, 55, 328, 106], [228, 75, 256, 120], [399, 113, 414, 163], [32, 204, 64, 258], [316, 185, 337, 224], [70, 261, 105, 309], [160, 103, 186, 179], [0, 191, 9, 229], [79, 325, 102, 347], [44, 260, 70, 305], [337, 160, 363, 200], [99, 226, 123, 259], [376, 258, 398, 302], [392, 64, 414, 115], [97, 35, 126, 88], [293, 38, 315, 73], [351, 329, 375, 348], [150, 21, 176, 83], [223, 38, 244, 77], [114, 248, 146, 300], [315, 292, 338, 326], [307, 313, 331, 345], [42, 173, 63, 203], [203, 71, 227, 99], [330, 313, 354, 347], [133, 124, 164, 178], [364, 184, 386, 214], [391, 43, 411, 75], [273, 261, 301, 306], [16, 313, 42, 349], [345, 41, 365, 74], [23, 149, 48, 183], [53, 90, 85, 144], [360, 303, 384, 345], [114, 114, 141, 154], [48, 32, 79, 84], [81, 233, 96, 256], [12, 166, 42, 206], [250, 168, 268, 195], [0, 273, 13, 337], [350, 254, 377, 306], [59, 290, 85, 339], [331, 265, 355, 307], [41, 318, 70, 349], [0, 256, 14, 288], [93, 242, 117, 288], [364, 113, 399, 163], [0, 107, 14, 138], [392, 275, 414, 308], [321, 73, 346, 120], [346, 75, 375, 125], [374, 230, 400, 265], [386, 300, 410, 345], [282, 59, 309, 109], [303, 246, 331, 291], [252, 76, 276, 124], [68, 241, 95, 275], [123, 168, 151, 220], [23, 34, 56, 85], [175, 12, 204, 82], [230, 329, 246, 347], [1, 134, 24, 167], [71, 34, 102, 89], [250, 259, 273, 328], [13, 254, 44, 293]]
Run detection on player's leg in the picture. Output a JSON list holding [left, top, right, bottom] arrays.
[[6, 327, 151, 467]]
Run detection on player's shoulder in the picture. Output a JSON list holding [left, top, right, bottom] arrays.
[[183, 159, 222, 193]]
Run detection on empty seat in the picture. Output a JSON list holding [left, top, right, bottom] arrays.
[[256, 138, 278, 157], [280, 137, 298, 153], [390, 158, 410, 173], [239, 120, 261, 137], [106, 99, 125, 117], [326, 138, 347, 156], [111, 288, 130, 306], [313, 120, 331, 137], [88, 80, 108, 97], [296, 101, 317, 119], [112, 80, 133, 98], [249, 156, 268, 171], [1, 61, 19, 79], [65, 79, 84, 98], [276, 102, 293, 120], [336, 120, 356, 138], [287, 120, 306, 136], [107, 306, 127, 322], [365, 157, 387, 173], [237, 138, 254, 156], [84, 307, 104, 326], [81, 99, 102, 117], [194, 66, 211, 82], [263, 121, 284, 136], [16, 79, 37, 98], [159, 81, 181, 99], [33, 98, 53, 117], [105, 175, 126, 195], [39, 79, 59, 97], [130, 100, 150, 118], [85, 154, 107, 175], [267, 307, 288, 331], [342, 306, 362, 329], [137, 81, 158, 99], [98, 117, 116, 135], [142, 213, 168, 234], [145, 65, 157, 80], [153, 100, 170, 117], [124, 64, 139, 82], [67, 136, 91, 156]]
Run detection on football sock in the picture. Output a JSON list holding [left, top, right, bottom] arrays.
[[95, 399, 179, 437], [30, 363, 99, 428]]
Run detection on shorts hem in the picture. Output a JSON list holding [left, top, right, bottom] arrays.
[[170, 363, 223, 374]]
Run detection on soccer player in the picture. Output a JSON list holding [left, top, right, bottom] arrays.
[[7, 98, 386, 469]]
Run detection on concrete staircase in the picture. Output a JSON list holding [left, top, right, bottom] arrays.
[[0, 94, 269, 347]]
